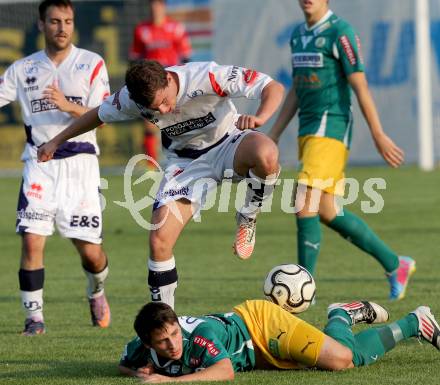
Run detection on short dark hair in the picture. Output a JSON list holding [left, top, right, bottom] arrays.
[[39, 0, 74, 21], [134, 302, 179, 345], [125, 60, 168, 108]]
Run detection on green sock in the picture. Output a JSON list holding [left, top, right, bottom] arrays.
[[324, 309, 355, 350], [325, 313, 419, 367], [327, 208, 399, 272], [296, 216, 321, 275]]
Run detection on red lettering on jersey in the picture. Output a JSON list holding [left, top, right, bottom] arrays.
[[209, 72, 227, 97], [112, 90, 122, 111], [102, 91, 110, 101], [339, 35, 357, 65], [243, 69, 258, 85], [193, 336, 219, 356], [90, 60, 104, 86]]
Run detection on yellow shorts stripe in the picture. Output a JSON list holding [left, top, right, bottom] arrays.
[[234, 300, 325, 369], [298, 135, 349, 196]]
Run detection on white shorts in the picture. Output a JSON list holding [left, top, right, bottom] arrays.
[[154, 129, 251, 210], [16, 154, 103, 244]]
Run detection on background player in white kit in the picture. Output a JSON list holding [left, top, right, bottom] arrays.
[[38, 59, 284, 309], [0, 0, 111, 335]]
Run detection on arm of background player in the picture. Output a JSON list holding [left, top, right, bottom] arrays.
[[236, 80, 284, 130], [348, 72, 404, 168], [42, 84, 89, 118], [128, 25, 144, 61], [37, 106, 102, 162], [268, 86, 299, 144], [141, 358, 234, 383], [0, 64, 18, 108], [175, 23, 192, 64]]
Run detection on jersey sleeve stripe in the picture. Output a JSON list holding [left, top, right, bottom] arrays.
[[209, 72, 227, 97], [90, 60, 104, 86]]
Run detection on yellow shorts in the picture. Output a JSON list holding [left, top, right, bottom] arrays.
[[233, 300, 325, 369], [297, 136, 349, 196]]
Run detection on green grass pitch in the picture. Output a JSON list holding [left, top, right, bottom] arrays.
[[0, 166, 439, 384]]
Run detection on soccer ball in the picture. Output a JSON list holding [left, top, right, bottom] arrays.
[[263, 264, 316, 314]]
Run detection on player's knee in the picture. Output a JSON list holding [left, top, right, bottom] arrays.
[[330, 348, 353, 371], [255, 141, 279, 175], [21, 234, 44, 260]]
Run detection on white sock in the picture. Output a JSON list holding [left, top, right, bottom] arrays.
[[148, 257, 178, 309], [240, 169, 279, 219], [21, 289, 43, 321], [83, 265, 109, 299]]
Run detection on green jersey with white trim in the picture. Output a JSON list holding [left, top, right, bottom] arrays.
[[119, 312, 255, 375], [290, 11, 364, 147]]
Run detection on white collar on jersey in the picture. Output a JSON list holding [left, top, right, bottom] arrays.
[[42, 44, 77, 68], [149, 347, 175, 368], [304, 10, 333, 32]]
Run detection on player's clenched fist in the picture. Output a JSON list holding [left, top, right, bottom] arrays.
[[37, 141, 58, 162]]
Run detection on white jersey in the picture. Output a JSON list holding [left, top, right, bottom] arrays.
[[98, 61, 272, 159], [0, 45, 110, 161]]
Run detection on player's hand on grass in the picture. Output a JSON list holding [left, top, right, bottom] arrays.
[[43, 84, 71, 112], [136, 364, 155, 379], [37, 141, 57, 162], [374, 133, 405, 168], [235, 114, 265, 130]]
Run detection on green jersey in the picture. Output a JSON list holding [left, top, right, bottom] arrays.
[[119, 312, 255, 375], [290, 11, 365, 146]]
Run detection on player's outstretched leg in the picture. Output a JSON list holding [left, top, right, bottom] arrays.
[[411, 306, 440, 350], [386, 256, 416, 301], [325, 300, 439, 367], [328, 301, 389, 325], [233, 133, 280, 260]]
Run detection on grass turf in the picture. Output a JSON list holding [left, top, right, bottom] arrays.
[[0, 166, 439, 384]]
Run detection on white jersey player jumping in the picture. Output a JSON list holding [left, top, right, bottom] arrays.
[[0, 0, 111, 335], [38, 59, 285, 309]]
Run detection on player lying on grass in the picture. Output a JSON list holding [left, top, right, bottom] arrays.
[[37, 60, 284, 309], [118, 300, 439, 382]]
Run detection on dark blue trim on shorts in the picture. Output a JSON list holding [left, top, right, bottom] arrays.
[[16, 179, 29, 230], [24, 125, 35, 145], [173, 133, 229, 159], [53, 141, 96, 159]]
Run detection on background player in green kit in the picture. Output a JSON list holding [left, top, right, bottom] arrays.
[[118, 300, 439, 382], [269, 0, 414, 300]]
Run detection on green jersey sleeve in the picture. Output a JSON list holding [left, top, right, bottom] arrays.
[[119, 336, 150, 370], [335, 25, 365, 75]]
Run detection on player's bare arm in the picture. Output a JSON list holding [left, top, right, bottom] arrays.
[[141, 358, 234, 383], [268, 86, 299, 143], [118, 363, 155, 379], [42, 84, 90, 118], [348, 72, 404, 168], [37, 106, 102, 162], [236, 80, 284, 130]]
